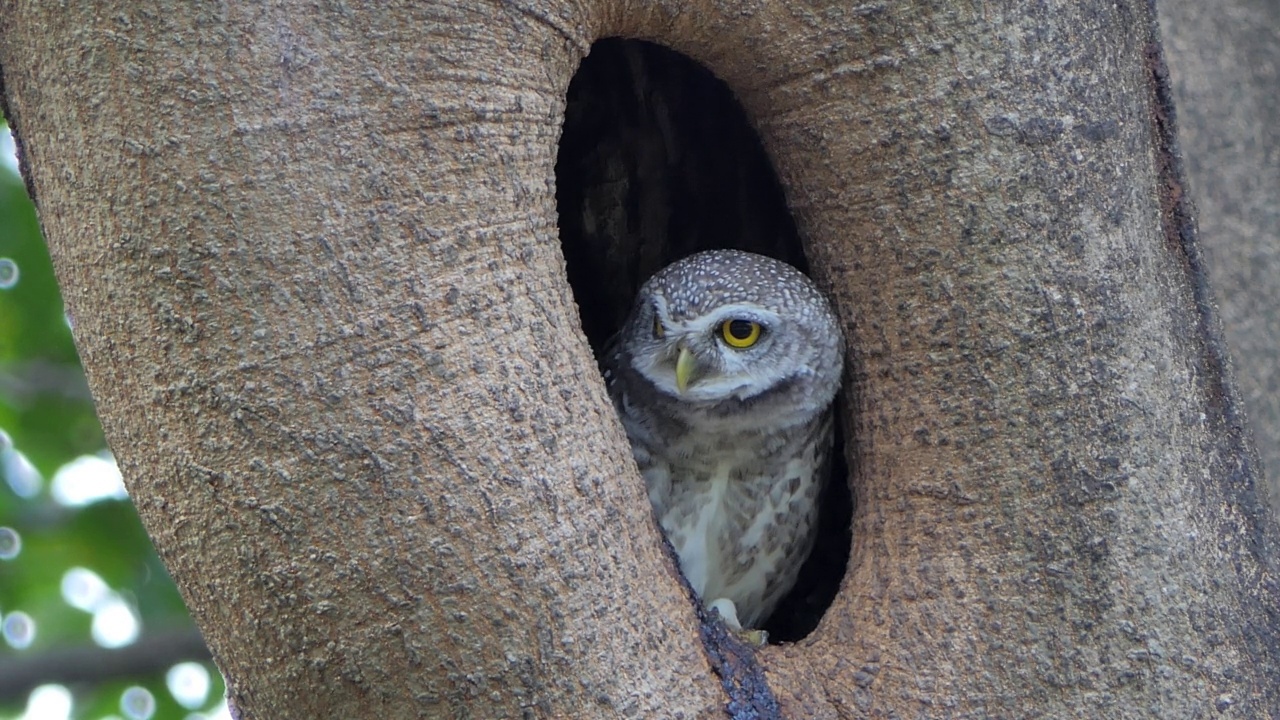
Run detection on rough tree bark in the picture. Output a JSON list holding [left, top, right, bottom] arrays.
[[1, 1, 1276, 719]]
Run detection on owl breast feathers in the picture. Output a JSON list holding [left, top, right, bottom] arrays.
[[603, 249, 844, 629]]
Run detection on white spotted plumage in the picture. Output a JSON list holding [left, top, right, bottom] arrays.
[[604, 249, 844, 629]]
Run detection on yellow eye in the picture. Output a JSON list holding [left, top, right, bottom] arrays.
[[653, 316, 665, 339], [720, 319, 762, 348]]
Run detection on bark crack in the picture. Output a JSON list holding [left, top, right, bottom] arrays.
[[695, 601, 783, 720]]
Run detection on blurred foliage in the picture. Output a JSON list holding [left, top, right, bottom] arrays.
[[0, 123, 223, 719]]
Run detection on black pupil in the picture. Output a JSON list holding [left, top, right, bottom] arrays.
[[728, 320, 755, 340]]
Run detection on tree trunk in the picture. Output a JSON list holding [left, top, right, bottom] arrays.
[[2, 1, 1276, 719]]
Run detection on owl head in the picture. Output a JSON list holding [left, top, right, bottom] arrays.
[[617, 250, 844, 421]]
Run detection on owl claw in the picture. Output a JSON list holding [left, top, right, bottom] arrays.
[[708, 598, 769, 647], [734, 627, 769, 647], [707, 598, 743, 629]]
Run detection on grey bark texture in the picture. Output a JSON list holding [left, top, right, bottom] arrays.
[[1159, 0, 1280, 512], [1, 1, 1277, 718]]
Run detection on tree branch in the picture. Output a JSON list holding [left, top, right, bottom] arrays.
[[0, 628, 212, 702]]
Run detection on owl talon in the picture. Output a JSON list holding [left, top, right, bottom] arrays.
[[707, 598, 768, 646], [708, 597, 743, 629], [734, 627, 769, 647]]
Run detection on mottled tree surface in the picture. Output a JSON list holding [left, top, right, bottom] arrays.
[[2, 1, 1277, 718]]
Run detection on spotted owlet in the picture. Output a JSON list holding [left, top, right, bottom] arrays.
[[604, 249, 844, 630]]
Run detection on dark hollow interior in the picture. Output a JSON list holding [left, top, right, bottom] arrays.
[[555, 38, 852, 643]]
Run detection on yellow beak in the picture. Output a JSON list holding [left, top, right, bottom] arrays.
[[675, 347, 696, 394]]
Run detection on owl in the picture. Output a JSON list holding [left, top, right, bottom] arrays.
[[604, 249, 844, 630]]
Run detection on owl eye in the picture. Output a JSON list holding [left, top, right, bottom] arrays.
[[653, 316, 666, 339], [720, 319, 762, 348]]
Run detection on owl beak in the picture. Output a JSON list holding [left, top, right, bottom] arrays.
[[675, 346, 697, 394]]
